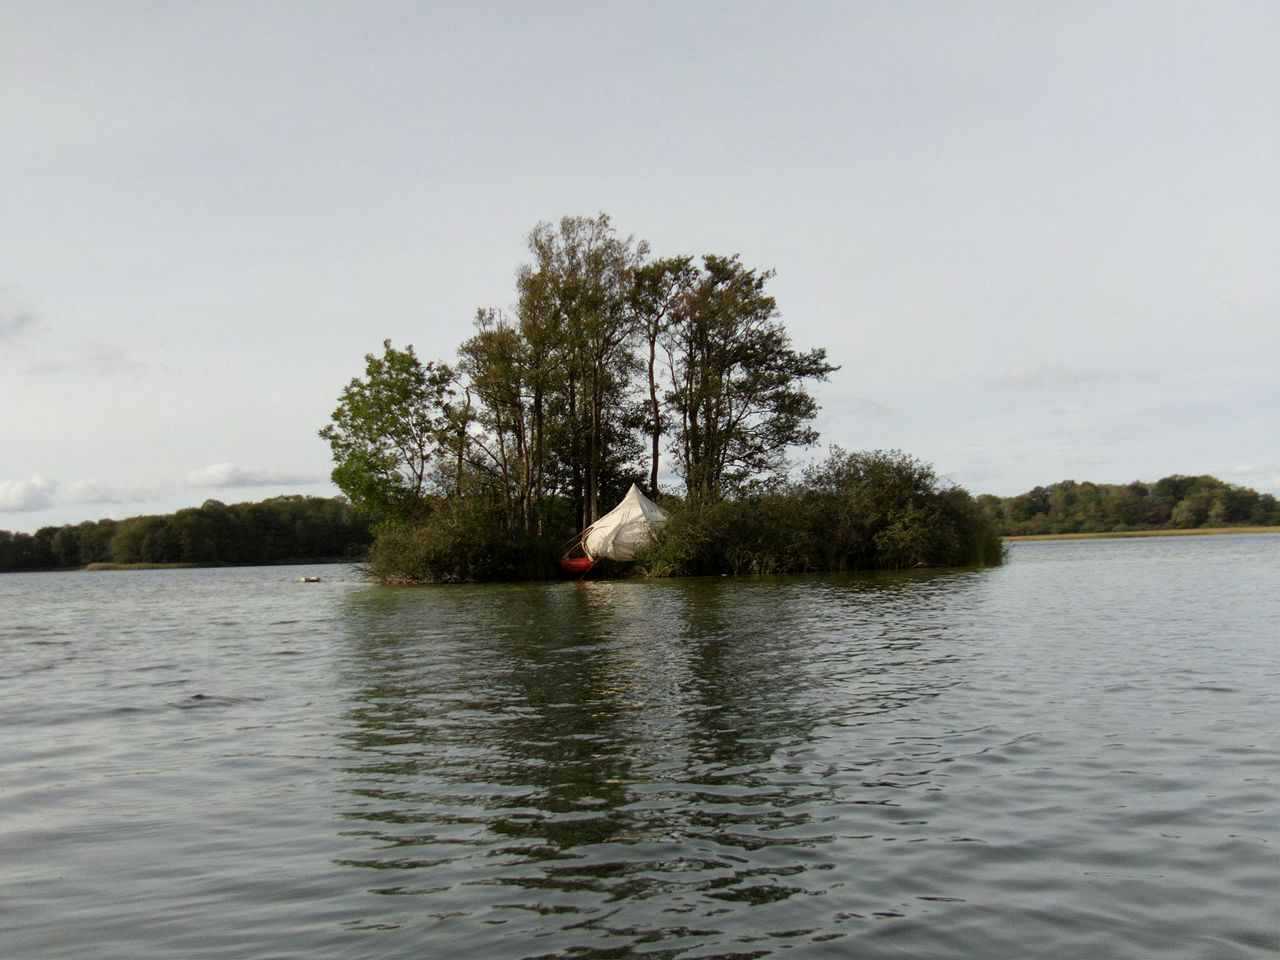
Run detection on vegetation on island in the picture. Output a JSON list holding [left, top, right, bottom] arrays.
[[321, 214, 1004, 583], [636, 449, 1004, 576], [980, 475, 1280, 537], [10, 218, 1271, 580], [0, 496, 371, 572]]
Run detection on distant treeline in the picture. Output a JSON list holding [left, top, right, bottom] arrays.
[[0, 495, 373, 572], [980, 475, 1280, 536]]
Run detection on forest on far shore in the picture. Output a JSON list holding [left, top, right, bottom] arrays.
[[0, 495, 372, 572], [979, 474, 1280, 536]]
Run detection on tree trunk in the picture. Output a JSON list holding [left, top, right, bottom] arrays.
[[587, 380, 600, 527], [569, 372, 583, 533], [648, 330, 660, 497], [532, 386, 543, 534], [454, 388, 472, 496]]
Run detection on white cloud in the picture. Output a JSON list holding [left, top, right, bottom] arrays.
[[0, 476, 58, 512], [2, 464, 327, 518], [186, 462, 325, 488], [64, 478, 169, 505]]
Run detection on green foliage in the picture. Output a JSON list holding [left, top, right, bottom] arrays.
[[366, 495, 559, 584], [326, 214, 843, 584], [0, 496, 371, 572], [0, 528, 56, 570], [629, 257, 692, 497], [804, 449, 1004, 569], [518, 214, 648, 529], [328, 217, 836, 557], [634, 493, 822, 577], [665, 255, 837, 500], [986, 475, 1280, 535], [317, 215, 1008, 584], [320, 340, 455, 520], [636, 449, 1004, 577]]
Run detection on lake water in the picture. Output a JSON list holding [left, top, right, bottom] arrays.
[[1, 535, 1276, 958]]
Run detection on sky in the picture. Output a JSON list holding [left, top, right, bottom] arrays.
[[2, 0, 1277, 531]]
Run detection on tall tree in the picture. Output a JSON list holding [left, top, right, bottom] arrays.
[[512, 258, 568, 533], [458, 309, 536, 530], [519, 214, 647, 527], [664, 255, 836, 500], [631, 256, 695, 497]]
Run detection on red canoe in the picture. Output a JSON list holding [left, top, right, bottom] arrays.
[[559, 556, 596, 575]]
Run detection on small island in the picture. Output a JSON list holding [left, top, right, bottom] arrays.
[[317, 214, 999, 583], [11, 215, 1272, 580]]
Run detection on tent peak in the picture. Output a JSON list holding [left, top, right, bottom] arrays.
[[582, 484, 670, 561]]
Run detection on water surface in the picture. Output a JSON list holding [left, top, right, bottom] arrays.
[[2, 536, 1276, 958]]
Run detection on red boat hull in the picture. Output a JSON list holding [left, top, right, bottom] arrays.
[[559, 556, 596, 575]]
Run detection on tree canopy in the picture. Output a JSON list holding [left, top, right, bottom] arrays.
[[665, 255, 837, 499], [321, 215, 836, 542], [320, 341, 455, 520]]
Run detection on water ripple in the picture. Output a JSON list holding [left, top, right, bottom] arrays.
[[0, 543, 1277, 958]]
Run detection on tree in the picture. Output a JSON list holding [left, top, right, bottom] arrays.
[[519, 214, 647, 527], [51, 526, 81, 567], [631, 256, 695, 497], [320, 340, 454, 519], [458, 310, 536, 530], [664, 255, 836, 500]]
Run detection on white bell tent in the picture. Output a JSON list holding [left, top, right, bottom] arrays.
[[582, 484, 670, 561]]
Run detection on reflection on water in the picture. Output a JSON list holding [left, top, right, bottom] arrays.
[[1, 539, 1277, 959], [327, 572, 1038, 955]]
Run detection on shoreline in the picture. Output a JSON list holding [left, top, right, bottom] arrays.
[[1003, 526, 1279, 542], [80, 558, 356, 571]]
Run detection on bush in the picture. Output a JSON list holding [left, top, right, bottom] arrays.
[[804, 449, 1004, 569], [636, 493, 824, 577], [637, 449, 1004, 577], [365, 449, 1003, 583], [366, 496, 559, 583]]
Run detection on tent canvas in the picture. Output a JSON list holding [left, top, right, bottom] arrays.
[[582, 484, 670, 561]]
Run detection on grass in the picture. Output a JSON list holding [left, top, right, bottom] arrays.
[[1003, 526, 1280, 542]]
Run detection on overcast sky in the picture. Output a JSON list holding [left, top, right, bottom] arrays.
[[3, 0, 1277, 530]]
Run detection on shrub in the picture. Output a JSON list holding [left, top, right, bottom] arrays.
[[803, 448, 1003, 569], [366, 449, 1003, 583], [637, 449, 1004, 577], [636, 493, 824, 577], [366, 496, 558, 583]]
